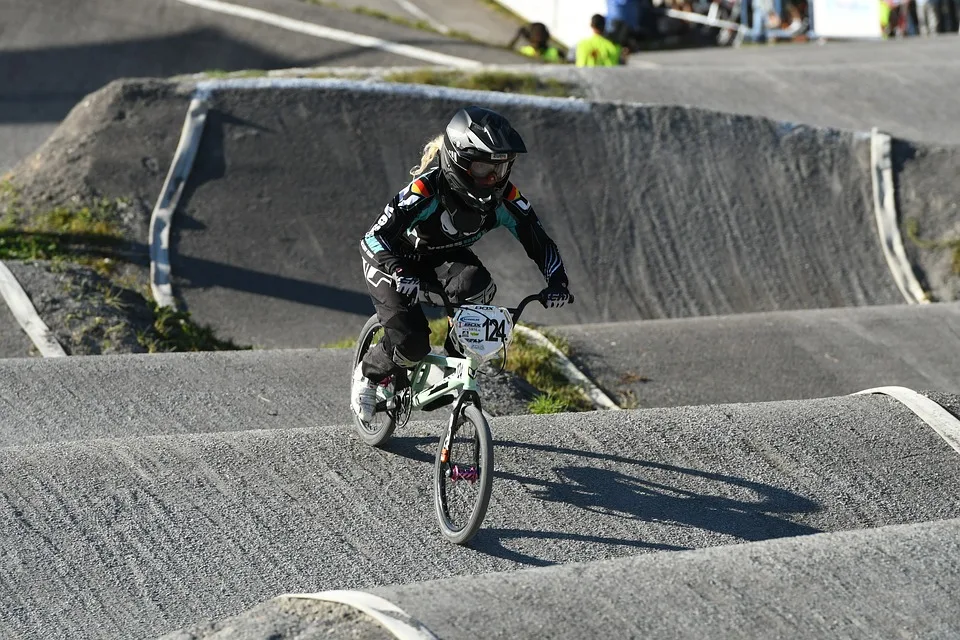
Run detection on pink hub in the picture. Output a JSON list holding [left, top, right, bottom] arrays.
[[450, 465, 479, 482]]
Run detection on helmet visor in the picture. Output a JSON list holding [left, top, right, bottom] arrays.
[[467, 160, 512, 187]]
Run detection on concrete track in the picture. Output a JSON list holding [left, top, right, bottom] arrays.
[[552, 301, 960, 409], [371, 517, 960, 639], [2, 394, 959, 638]]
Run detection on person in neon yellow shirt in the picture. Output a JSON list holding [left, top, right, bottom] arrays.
[[575, 14, 623, 67], [509, 23, 563, 63]]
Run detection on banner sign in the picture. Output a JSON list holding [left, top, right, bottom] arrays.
[[811, 0, 883, 38]]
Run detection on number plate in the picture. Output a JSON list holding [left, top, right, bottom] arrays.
[[452, 305, 513, 361]]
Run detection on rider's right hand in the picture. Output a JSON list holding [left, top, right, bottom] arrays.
[[392, 271, 420, 298]]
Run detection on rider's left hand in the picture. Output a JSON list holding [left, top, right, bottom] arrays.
[[542, 283, 572, 309]]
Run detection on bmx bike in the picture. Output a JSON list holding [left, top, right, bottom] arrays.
[[351, 284, 572, 544]]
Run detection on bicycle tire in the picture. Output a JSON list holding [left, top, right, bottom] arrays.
[[352, 314, 397, 447], [433, 404, 494, 545]]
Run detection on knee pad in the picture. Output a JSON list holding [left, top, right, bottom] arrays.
[[392, 335, 429, 369]]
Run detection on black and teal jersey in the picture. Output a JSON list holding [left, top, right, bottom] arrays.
[[360, 168, 568, 287]]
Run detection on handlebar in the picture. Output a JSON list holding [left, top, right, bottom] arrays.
[[418, 280, 574, 325]]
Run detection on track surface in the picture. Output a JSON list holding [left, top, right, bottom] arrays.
[[2, 394, 959, 638], [557, 38, 960, 146], [0, 0, 522, 171], [371, 517, 960, 639], [552, 301, 960, 408]]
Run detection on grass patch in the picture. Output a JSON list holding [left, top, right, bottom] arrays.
[[0, 181, 127, 266], [352, 5, 436, 33], [383, 70, 574, 97], [201, 69, 269, 79], [905, 217, 960, 276], [321, 336, 358, 349], [505, 328, 592, 413], [304, 0, 487, 42], [137, 301, 251, 353]]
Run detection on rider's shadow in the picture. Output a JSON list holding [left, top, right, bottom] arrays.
[[385, 436, 822, 566]]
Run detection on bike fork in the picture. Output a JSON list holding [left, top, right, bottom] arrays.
[[439, 390, 482, 466]]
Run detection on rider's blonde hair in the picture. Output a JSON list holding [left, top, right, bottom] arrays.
[[410, 134, 445, 177]]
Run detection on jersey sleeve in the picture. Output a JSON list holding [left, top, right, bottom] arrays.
[[359, 177, 436, 275], [495, 184, 569, 288]]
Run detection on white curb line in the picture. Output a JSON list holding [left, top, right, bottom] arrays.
[[870, 128, 929, 305], [0, 261, 67, 357], [279, 590, 440, 640], [174, 0, 478, 68], [515, 325, 621, 410], [853, 386, 960, 456], [149, 96, 209, 309], [394, 0, 450, 34]]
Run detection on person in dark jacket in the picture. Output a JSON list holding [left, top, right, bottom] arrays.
[[352, 106, 572, 422]]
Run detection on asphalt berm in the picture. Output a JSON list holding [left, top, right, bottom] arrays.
[[8, 78, 959, 353]]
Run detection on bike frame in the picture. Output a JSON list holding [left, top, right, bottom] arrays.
[[407, 352, 482, 411]]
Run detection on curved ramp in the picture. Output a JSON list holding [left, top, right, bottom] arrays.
[[552, 301, 960, 409], [2, 394, 959, 638], [370, 517, 960, 639], [163, 80, 902, 346]]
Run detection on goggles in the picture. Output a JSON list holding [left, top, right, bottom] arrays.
[[467, 160, 512, 186]]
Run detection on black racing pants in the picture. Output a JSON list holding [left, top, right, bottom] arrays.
[[360, 249, 497, 381]]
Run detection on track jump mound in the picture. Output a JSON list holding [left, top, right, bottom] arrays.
[[371, 517, 960, 639], [8, 79, 954, 347], [1, 393, 959, 638], [174, 517, 960, 639], [0, 349, 354, 448]]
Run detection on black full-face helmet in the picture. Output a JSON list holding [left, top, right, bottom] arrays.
[[439, 106, 527, 223]]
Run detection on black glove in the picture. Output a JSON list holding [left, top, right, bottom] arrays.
[[392, 271, 420, 298], [541, 283, 572, 309]]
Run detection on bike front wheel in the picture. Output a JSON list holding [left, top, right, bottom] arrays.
[[434, 404, 494, 545]]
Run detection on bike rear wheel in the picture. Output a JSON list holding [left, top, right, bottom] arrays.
[[434, 404, 493, 544], [352, 315, 400, 447]]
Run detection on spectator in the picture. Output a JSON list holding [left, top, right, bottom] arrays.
[[916, 0, 940, 34], [606, 0, 643, 49], [766, 2, 809, 39], [508, 22, 563, 62], [575, 14, 624, 66], [747, 0, 778, 42]]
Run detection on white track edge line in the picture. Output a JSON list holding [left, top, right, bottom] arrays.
[[175, 0, 478, 68], [149, 96, 209, 309], [853, 386, 960, 456], [0, 261, 67, 357], [514, 325, 621, 410], [279, 590, 440, 640], [394, 0, 450, 34], [869, 128, 930, 305]]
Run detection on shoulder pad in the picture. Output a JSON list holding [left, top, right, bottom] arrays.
[[397, 173, 437, 208]]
